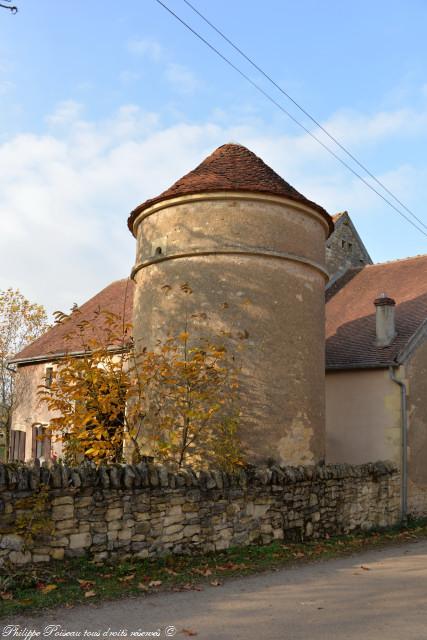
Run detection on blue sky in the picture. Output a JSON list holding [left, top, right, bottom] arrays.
[[1, 0, 427, 313]]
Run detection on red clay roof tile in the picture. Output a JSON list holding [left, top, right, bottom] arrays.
[[11, 279, 134, 363], [127, 143, 333, 235], [326, 254, 427, 369]]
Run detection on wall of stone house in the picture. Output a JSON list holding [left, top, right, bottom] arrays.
[[10, 362, 61, 462], [326, 368, 401, 466], [405, 339, 427, 515], [0, 461, 400, 566], [326, 213, 371, 279]]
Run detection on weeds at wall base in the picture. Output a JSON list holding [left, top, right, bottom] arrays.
[[1, 518, 426, 618]]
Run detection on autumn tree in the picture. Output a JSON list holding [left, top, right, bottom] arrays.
[[38, 304, 244, 470], [133, 331, 242, 471], [38, 308, 132, 465], [0, 288, 49, 455]]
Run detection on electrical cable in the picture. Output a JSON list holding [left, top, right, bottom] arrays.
[[183, 0, 427, 232], [154, 0, 427, 238]]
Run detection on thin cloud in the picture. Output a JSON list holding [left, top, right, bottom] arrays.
[[0, 80, 14, 96], [165, 63, 199, 94], [126, 37, 163, 60], [46, 100, 83, 127], [1, 102, 426, 314]]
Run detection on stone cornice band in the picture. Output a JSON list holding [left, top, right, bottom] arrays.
[[130, 248, 329, 281], [131, 191, 332, 238]]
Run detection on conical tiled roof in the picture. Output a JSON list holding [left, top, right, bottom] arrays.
[[128, 143, 333, 234]]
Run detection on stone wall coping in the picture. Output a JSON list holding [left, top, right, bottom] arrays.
[[0, 460, 398, 494]]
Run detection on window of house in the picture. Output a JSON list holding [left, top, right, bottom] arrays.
[[9, 429, 26, 462], [32, 425, 51, 461], [45, 367, 53, 388]]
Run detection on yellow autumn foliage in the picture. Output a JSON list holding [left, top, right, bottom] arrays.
[[38, 304, 244, 471]]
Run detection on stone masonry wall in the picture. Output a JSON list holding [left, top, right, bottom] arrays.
[[0, 461, 400, 566], [326, 212, 371, 278]]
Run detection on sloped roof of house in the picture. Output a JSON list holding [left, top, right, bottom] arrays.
[[12, 254, 427, 368], [128, 143, 334, 236], [11, 279, 134, 364], [332, 212, 346, 223], [326, 254, 427, 369]]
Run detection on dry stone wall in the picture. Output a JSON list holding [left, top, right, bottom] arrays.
[[0, 461, 400, 566]]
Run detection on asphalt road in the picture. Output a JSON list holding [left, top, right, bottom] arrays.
[[4, 540, 427, 640]]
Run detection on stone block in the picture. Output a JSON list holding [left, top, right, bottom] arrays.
[[93, 533, 107, 545], [51, 547, 65, 560], [106, 507, 123, 521], [69, 532, 92, 549], [168, 504, 183, 516], [107, 530, 118, 542], [163, 514, 184, 527], [0, 534, 23, 551], [118, 528, 132, 541], [183, 525, 201, 537], [215, 539, 230, 551], [135, 522, 150, 535], [164, 523, 183, 536], [52, 505, 74, 521], [51, 536, 69, 547], [162, 531, 184, 543], [9, 550, 31, 564], [52, 496, 73, 507], [75, 496, 93, 508], [33, 554, 50, 563], [55, 518, 76, 532]]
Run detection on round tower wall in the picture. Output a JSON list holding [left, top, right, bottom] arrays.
[[131, 193, 328, 465]]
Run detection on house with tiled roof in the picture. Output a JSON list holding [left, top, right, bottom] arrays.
[[9, 143, 427, 516], [325, 211, 372, 280], [325, 254, 427, 514]]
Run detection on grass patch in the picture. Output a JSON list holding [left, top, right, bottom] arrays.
[[1, 517, 427, 618]]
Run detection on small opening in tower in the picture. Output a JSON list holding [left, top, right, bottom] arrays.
[[155, 247, 162, 256]]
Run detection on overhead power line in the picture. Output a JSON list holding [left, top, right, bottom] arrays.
[[183, 0, 427, 233], [154, 0, 427, 239], [0, 1, 17, 13]]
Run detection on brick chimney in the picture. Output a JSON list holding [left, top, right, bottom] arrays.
[[374, 293, 396, 347]]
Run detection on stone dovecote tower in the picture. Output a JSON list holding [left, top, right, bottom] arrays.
[[128, 144, 333, 465]]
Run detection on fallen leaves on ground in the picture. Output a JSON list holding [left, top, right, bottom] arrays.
[[118, 574, 135, 583], [361, 566, 371, 571], [148, 580, 162, 588], [216, 562, 250, 571], [210, 579, 222, 587], [192, 567, 212, 577], [40, 584, 58, 594], [1, 592, 13, 600], [77, 579, 95, 590], [84, 590, 96, 598], [181, 629, 198, 636]]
